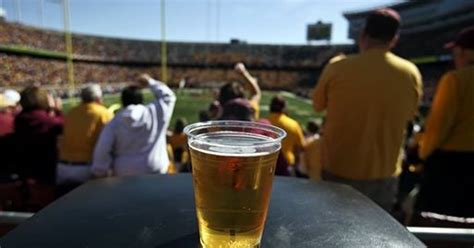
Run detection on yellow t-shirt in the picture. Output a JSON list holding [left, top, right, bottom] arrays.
[[169, 133, 187, 150], [60, 102, 113, 162], [267, 113, 305, 165], [169, 132, 189, 164], [167, 144, 177, 174], [250, 98, 260, 120], [304, 135, 322, 180], [312, 48, 423, 180], [419, 65, 474, 159]]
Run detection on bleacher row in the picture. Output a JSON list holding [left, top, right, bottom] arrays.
[[0, 20, 352, 67], [395, 25, 469, 59], [0, 54, 314, 94]]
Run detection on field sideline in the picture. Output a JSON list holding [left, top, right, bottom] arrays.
[[63, 89, 322, 128]]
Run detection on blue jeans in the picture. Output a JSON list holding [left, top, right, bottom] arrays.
[[322, 170, 398, 212]]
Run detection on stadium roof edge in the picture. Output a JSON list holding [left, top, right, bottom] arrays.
[[343, 1, 425, 19]]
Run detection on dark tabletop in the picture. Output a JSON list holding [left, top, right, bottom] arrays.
[[1, 174, 424, 248]]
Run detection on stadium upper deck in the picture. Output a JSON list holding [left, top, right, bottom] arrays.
[[344, 0, 474, 59]]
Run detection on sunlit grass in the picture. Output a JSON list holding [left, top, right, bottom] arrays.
[[63, 89, 321, 129]]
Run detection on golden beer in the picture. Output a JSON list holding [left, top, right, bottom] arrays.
[[185, 122, 285, 248]]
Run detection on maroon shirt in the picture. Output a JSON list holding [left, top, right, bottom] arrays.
[[0, 111, 14, 137], [14, 109, 64, 184]]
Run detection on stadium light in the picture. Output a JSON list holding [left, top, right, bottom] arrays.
[[0, 8, 5, 19], [216, 0, 220, 42], [39, 0, 44, 26], [62, 0, 75, 97], [14, 0, 21, 22], [161, 0, 167, 82], [45, 0, 74, 95]]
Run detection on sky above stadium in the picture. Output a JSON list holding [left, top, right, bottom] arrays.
[[1, 0, 402, 45]]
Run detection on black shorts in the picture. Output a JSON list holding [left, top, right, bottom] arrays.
[[415, 150, 474, 217]]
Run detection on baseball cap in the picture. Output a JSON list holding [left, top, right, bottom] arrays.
[[444, 26, 474, 49]]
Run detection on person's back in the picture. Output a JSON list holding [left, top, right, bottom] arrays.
[[442, 66, 474, 149], [57, 84, 112, 189], [312, 8, 422, 210], [267, 95, 305, 168], [420, 65, 474, 156], [416, 26, 474, 217], [316, 50, 421, 179], [447, 66, 474, 146], [60, 86, 112, 163], [92, 75, 176, 177], [14, 86, 63, 185]]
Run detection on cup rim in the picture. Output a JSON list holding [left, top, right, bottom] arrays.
[[184, 120, 286, 149]]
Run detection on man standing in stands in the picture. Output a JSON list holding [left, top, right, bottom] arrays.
[[92, 74, 176, 177], [417, 26, 474, 217], [303, 120, 322, 180], [57, 84, 112, 193], [312, 9, 422, 210], [267, 95, 305, 176]]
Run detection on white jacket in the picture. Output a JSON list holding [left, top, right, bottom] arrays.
[[92, 79, 176, 177]]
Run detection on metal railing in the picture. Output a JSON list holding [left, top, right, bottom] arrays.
[[0, 211, 34, 225], [408, 226, 474, 243]]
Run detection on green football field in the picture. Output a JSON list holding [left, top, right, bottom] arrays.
[[63, 89, 322, 129]]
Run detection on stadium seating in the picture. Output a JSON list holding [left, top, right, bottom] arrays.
[[0, 20, 353, 91]]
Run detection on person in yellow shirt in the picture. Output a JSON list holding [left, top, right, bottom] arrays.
[[417, 26, 474, 218], [57, 84, 112, 193], [169, 118, 190, 172], [302, 120, 322, 181], [267, 95, 305, 175], [312, 9, 422, 211]]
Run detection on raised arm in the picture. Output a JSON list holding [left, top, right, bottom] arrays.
[[235, 63, 261, 102], [138, 74, 175, 101]]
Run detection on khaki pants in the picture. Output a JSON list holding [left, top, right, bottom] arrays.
[[322, 170, 398, 212]]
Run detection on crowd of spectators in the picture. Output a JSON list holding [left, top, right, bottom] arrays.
[[0, 75, 177, 210], [0, 20, 351, 67], [0, 53, 310, 91]]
